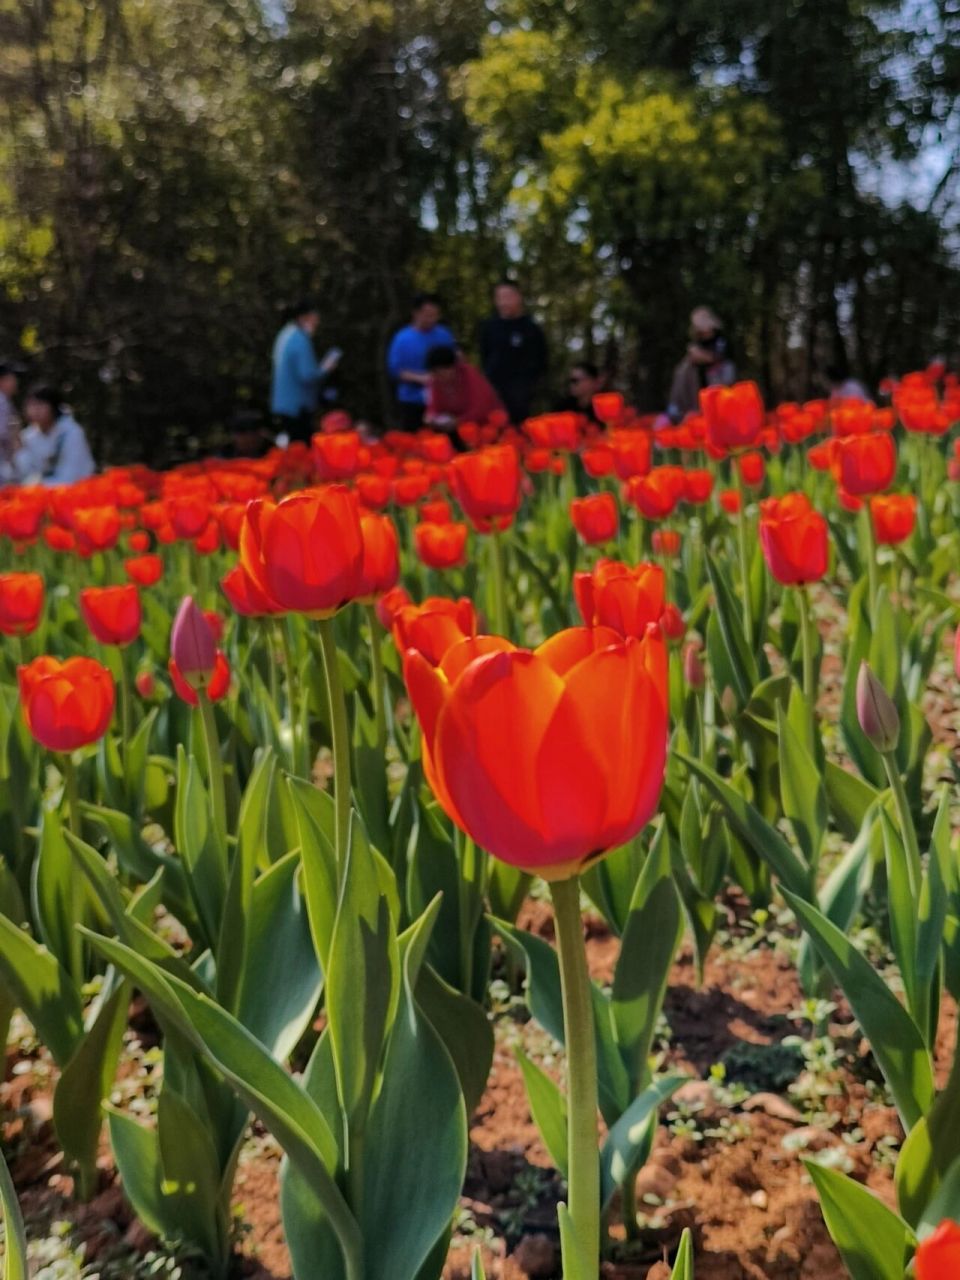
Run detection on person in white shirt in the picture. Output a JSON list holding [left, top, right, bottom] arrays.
[[14, 384, 96, 486], [0, 359, 26, 476]]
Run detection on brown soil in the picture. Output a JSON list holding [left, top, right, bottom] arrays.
[[5, 902, 934, 1280]]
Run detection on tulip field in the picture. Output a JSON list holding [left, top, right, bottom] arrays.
[[4, 375, 960, 1279]]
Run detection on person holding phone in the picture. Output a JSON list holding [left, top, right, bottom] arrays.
[[270, 299, 341, 442]]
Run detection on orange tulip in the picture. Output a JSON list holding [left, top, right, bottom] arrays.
[[450, 444, 521, 532], [124, 554, 164, 587], [574, 560, 666, 639], [759, 493, 828, 585], [870, 494, 916, 545], [19, 656, 115, 752], [239, 487, 364, 617], [570, 494, 618, 545], [358, 513, 400, 600], [403, 624, 668, 877], [700, 382, 764, 451], [916, 1220, 960, 1280], [834, 433, 897, 496], [79, 585, 142, 647], [414, 521, 469, 570], [392, 597, 477, 666], [0, 572, 44, 637]]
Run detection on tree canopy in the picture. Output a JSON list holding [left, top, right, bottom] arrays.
[[1, 0, 958, 459]]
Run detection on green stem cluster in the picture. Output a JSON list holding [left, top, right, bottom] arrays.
[[318, 616, 352, 880]]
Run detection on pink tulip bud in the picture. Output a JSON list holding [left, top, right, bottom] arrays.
[[171, 596, 216, 685], [856, 661, 900, 754], [683, 642, 705, 690]]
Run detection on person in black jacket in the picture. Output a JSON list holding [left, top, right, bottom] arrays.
[[478, 281, 548, 424]]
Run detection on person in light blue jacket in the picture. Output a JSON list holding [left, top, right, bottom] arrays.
[[270, 300, 339, 442], [386, 293, 455, 432]]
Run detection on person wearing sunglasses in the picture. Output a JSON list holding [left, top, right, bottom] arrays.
[[554, 361, 607, 423]]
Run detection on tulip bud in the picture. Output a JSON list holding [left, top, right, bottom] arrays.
[[171, 596, 216, 686], [683, 642, 705, 690], [856, 661, 900, 753], [135, 669, 156, 699]]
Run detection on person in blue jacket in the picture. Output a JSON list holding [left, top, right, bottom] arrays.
[[386, 293, 455, 432], [270, 299, 339, 442]]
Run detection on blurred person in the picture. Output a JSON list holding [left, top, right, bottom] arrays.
[[825, 364, 870, 401], [14, 384, 95, 485], [555, 361, 607, 424], [386, 292, 455, 432], [425, 346, 504, 431], [0, 358, 25, 475], [478, 280, 548, 424], [666, 306, 736, 422], [270, 299, 341, 442]]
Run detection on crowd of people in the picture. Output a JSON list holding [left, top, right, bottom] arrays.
[[0, 283, 876, 484]]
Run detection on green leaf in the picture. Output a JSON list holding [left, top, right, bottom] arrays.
[[671, 1227, 695, 1279], [155, 1087, 231, 1265], [53, 980, 129, 1194], [415, 964, 494, 1117], [516, 1048, 568, 1177], [612, 826, 681, 1090], [486, 860, 531, 923], [676, 754, 812, 899], [359, 905, 468, 1280], [777, 701, 826, 867], [600, 1074, 686, 1207], [325, 812, 400, 1128], [0, 912, 83, 1066], [236, 852, 322, 1061], [804, 1162, 912, 1280], [287, 776, 339, 971], [705, 553, 758, 707], [470, 1252, 486, 1280], [824, 762, 879, 841], [0, 1144, 28, 1280], [31, 809, 84, 982], [918, 1154, 960, 1237], [879, 809, 921, 1031], [174, 748, 227, 950], [783, 890, 934, 1131]]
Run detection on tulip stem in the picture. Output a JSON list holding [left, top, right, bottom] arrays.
[[61, 753, 86, 985], [860, 505, 879, 622], [550, 875, 599, 1280], [278, 620, 306, 777], [197, 690, 228, 855], [881, 751, 922, 904], [118, 648, 133, 748], [365, 604, 388, 753], [796, 586, 815, 713], [318, 617, 352, 880], [734, 464, 753, 643], [490, 530, 508, 638]]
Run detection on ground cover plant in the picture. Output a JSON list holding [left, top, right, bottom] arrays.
[[3, 375, 960, 1277]]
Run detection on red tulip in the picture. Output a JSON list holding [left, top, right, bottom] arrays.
[[420, 499, 452, 525], [79, 585, 142, 647], [759, 493, 828, 585], [719, 489, 741, 514], [737, 451, 765, 488], [72, 506, 121, 554], [870, 494, 916, 545], [312, 430, 365, 481], [652, 529, 681, 557], [834, 433, 897, 496], [0, 572, 44, 637], [403, 624, 668, 878], [376, 585, 412, 631], [220, 563, 283, 616], [626, 467, 685, 520], [19, 656, 115, 752], [682, 469, 714, 504], [414, 521, 469, 570], [135, 669, 156, 699], [356, 474, 392, 509], [581, 446, 615, 478], [358, 513, 400, 600], [700, 382, 764, 452], [570, 494, 618, 545], [239, 487, 364, 617], [392, 597, 477, 666], [915, 1220, 960, 1280], [574, 560, 666, 639], [128, 530, 151, 553], [592, 393, 625, 425], [124, 554, 164, 587], [169, 652, 231, 707], [609, 430, 652, 481], [451, 445, 522, 532]]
